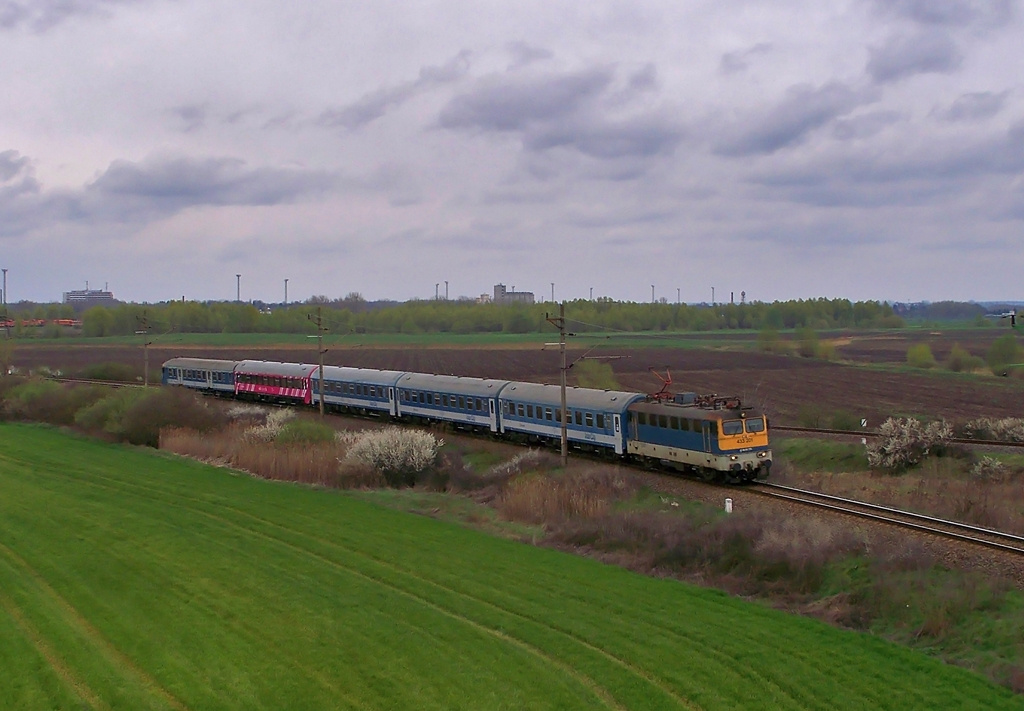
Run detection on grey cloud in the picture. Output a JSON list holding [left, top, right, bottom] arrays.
[[936, 91, 1009, 121], [748, 120, 1024, 209], [506, 41, 553, 70], [438, 67, 613, 132], [87, 155, 335, 210], [719, 43, 773, 74], [523, 114, 682, 159], [169, 104, 209, 133], [438, 66, 682, 168], [0, 0, 154, 32], [319, 50, 471, 130], [715, 82, 876, 156], [833, 110, 903, 140], [867, 31, 963, 83], [0, 150, 30, 181], [868, 0, 1014, 28]]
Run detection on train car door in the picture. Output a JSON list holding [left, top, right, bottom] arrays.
[[702, 422, 712, 452], [613, 414, 623, 454], [489, 399, 497, 432], [388, 387, 396, 417], [205, 370, 213, 389]]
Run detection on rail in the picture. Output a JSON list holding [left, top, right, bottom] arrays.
[[750, 482, 1024, 555]]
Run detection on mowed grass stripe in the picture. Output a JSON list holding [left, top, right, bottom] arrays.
[[1, 425, 1022, 710], [0, 585, 106, 711], [0, 431, 619, 710], [8, 443, 671, 711]]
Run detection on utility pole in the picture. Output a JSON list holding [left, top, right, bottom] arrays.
[[2, 268, 7, 308], [677, 288, 680, 305], [236, 274, 241, 302], [435, 283, 439, 300], [551, 282, 555, 302], [135, 312, 152, 387], [651, 284, 655, 303], [589, 287, 593, 301], [711, 286, 715, 306], [307, 307, 327, 418], [284, 278, 288, 306], [545, 303, 568, 468], [445, 280, 448, 300]]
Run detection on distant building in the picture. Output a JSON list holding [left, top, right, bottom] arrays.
[[493, 283, 534, 305], [63, 288, 115, 306]]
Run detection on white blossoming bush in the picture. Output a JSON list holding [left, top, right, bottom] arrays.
[[961, 417, 1024, 443], [866, 417, 953, 471], [342, 427, 442, 487], [243, 408, 296, 443], [970, 456, 1006, 481], [227, 403, 270, 420]]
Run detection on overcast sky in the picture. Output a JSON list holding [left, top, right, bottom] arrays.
[[2, 0, 1023, 305]]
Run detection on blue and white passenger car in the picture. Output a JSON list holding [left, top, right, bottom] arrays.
[[312, 366, 406, 416], [498, 382, 644, 455], [395, 373, 509, 432], [161, 357, 238, 394]]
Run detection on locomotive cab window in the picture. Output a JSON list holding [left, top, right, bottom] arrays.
[[722, 420, 744, 436], [637, 412, 647, 426], [745, 417, 765, 433]]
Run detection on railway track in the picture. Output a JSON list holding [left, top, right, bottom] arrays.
[[749, 482, 1024, 555]]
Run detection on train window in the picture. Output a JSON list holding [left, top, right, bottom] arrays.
[[585, 413, 593, 427], [575, 411, 583, 426], [476, 398, 483, 411], [708, 421, 718, 436], [517, 404, 525, 417], [658, 415, 668, 428], [459, 396, 465, 409], [546, 408, 553, 421], [555, 409, 562, 423], [722, 420, 743, 435], [745, 417, 765, 433], [638, 412, 647, 426], [527, 405, 534, 418], [670, 417, 679, 430], [596, 414, 604, 429]]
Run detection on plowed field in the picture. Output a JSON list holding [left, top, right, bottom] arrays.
[[11, 329, 1024, 425]]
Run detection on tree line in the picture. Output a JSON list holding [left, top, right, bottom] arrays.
[[68, 297, 904, 337]]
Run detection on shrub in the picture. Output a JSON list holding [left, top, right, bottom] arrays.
[[797, 405, 823, 428], [3, 379, 105, 425], [970, 456, 1006, 481], [905, 343, 936, 369], [866, 418, 953, 471], [78, 387, 226, 446], [74, 388, 147, 434], [830, 410, 861, 431], [960, 417, 1024, 443], [572, 360, 620, 390], [945, 343, 984, 373], [341, 427, 441, 487], [244, 409, 296, 442], [757, 328, 791, 355], [275, 418, 336, 445], [986, 334, 1023, 376], [79, 362, 140, 382], [795, 327, 819, 358]]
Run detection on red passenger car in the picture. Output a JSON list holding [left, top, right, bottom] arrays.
[[234, 360, 318, 405]]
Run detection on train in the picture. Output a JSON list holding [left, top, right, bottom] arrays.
[[162, 357, 772, 482]]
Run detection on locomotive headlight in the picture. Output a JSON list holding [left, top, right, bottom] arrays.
[[757, 451, 767, 458], [730, 455, 738, 461]]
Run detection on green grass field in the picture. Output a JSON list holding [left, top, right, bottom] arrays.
[[1, 425, 1021, 710]]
